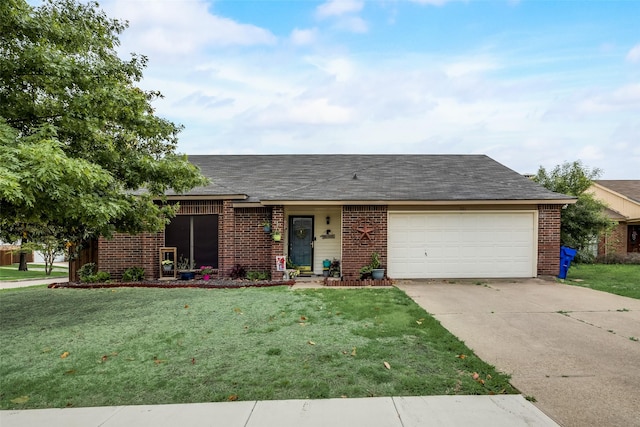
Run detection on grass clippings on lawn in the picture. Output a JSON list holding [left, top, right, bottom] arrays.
[[0, 286, 516, 409], [566, 264, 640, 299]]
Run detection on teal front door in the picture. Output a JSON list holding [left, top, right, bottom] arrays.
[[289, 216, 314, 272]]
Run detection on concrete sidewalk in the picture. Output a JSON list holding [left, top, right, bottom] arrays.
[[0, 395, 558, 427], [397, 279, 640, 427], [0, 276, 68, 290]]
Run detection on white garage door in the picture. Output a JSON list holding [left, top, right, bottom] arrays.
[[388, 211, 536, 279]]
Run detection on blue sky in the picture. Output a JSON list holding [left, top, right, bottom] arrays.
[[96, 0, 640, 178]]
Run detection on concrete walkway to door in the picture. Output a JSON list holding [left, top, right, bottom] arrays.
[[396, 279, 640, 427]]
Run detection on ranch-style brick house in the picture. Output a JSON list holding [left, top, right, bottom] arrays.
[[589, 180, 640, 256], [86, 155, 575, 281]]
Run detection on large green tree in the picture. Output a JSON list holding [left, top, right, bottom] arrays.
[[0, 0, 208, 271], [533, 161, 612, 260]]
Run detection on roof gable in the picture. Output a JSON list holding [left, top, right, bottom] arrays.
[[177, 154, 572, 204], [594, 180, 640, 204]]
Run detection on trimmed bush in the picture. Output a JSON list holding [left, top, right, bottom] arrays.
[[122, 267, 145, 282]]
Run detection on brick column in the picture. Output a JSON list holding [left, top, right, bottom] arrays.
[[142, 231, 163, 279], [538, 204, 561, 276], [218, 200, 236, 278], [341, 205, 387, 280], [270, 205, 285, 280]]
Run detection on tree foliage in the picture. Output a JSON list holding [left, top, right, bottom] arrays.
[[533, 161, 613, 259], [0, 0, 208, 260]]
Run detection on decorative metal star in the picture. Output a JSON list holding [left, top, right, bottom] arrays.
[[356, 223, 375, 240]]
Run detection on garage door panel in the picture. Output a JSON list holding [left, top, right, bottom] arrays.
[[389, 212, 535, 279]]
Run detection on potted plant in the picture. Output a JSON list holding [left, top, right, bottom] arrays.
[[360, 252, 384, 280], [370, 252, 385, 280], [329, 258, 340, 278], [272, 230, 282, 242], [322, 259, 331, 277], [261, 220, 271, 233], [200, 265, 213, 281], [177, 256, 196, 280], [161, 259, 173, 272]]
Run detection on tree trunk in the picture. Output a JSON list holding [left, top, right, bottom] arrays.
[[18, 251, 28, 271], [18, 236, 28, 271]]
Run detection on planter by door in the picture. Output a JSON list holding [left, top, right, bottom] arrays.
[[179, 271, 196, 280], [371, 269, 385, 280]]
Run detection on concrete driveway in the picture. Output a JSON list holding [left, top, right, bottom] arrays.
[[395, 279, 640, 427]]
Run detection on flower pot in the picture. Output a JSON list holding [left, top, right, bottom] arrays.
[[263, 225, 271, 233], [323, 270, 330, 277], [163, 265, 172, 272], [371, 269, 385, 280], [179, 271, 195, 280], [272, 233, 281, 242], [203, 274, 210, 281]]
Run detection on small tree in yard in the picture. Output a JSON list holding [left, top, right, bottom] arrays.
[[532, 161, 613, 261], [0, 0, 209, 264], [20, 226, 67, 276]]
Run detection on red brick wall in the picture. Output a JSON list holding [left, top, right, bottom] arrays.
[[97, 201, 223, 280], [270, 206, 285, 280], [97, 232, 163, 280], [218, 200, 235, 277], [233, 207, 273, 275], [341, 205, 388, 279], [598, 223, 626, 256], [537, 204, 561, 276]]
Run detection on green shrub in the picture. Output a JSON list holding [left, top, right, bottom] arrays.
[[80, 271, 111, 283], [94, 271, 111, 282], [122, 267, 145, 282], [77, 263, 96, 281], [246, 271, 269, 281]]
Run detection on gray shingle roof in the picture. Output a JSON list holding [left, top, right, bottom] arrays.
[[176, 154, 572, 203], [595, 180, 640, 204]]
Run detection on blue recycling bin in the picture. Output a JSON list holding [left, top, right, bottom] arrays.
[[558, 246, 577, 279]]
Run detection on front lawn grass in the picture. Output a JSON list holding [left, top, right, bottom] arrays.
[[566, 263, 640, 299], [0, 263, 68, 281], [0, 286, 516, 409]]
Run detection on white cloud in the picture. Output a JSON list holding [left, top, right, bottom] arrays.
[[443, 58, 501, 77], [290, 28, 318, 46], [316, 0, 363, 19], [577, 145, 604, 161], [335, 16, 368, 33], [407, 0, 457, 6], [306, 56, 357, 82], [105, 0, 276, 55], [626, 43, 640, 63]]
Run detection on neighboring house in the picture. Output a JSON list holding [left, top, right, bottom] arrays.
[[87, 155, 574, 281], [589, 180, 640, 255]]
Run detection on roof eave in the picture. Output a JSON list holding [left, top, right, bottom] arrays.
[[160, 194, 248, 201], [258, 199, 577, 206]]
